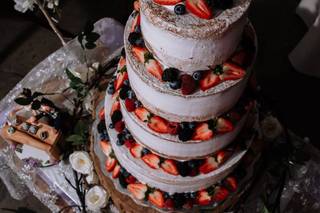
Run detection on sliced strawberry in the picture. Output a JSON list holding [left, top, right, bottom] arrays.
[[106, 157, 117, 172], [134, 0, 140, 11], [216, 150, 232, 164], [114, 71, 128, 91], [167, 122, 179, 134], [110, 100, 120, 115], [160, 159, 179, 176], [199, 70, 221, 91], [124, 139, 135, 149], [216, 118, 234, 134], [118, 56, 126, 70], [132, 46, 147, 63], [127, 183, 148, 200], [153, 0, 183, 5], [125, 175, 137, 184], [183, 199, 194, 209], [112, 164, 121, 178], [186, 0, 213, 20], [148, 190, 165, 208], [100, 140, 112, 156], [221, 62, 246, 81], [145, 59, 163, 81], [192, 123, 214, 141], [125, 98, 136, 112], [99, 107, 105, 120], [130, 143, 143, 158], [197, 190, 212, 206], [164, 198, 175, 209], [224, 177, 238, 192], [142, 153, 160, 169], [148, 116, 171, 134], [199, 157, 218, 174], [115, 121, 125, 132], [212, 186, 229, 202], [134, 107, 151, 122], [181, 74, 197, 95], [131, 13, 141, 33]]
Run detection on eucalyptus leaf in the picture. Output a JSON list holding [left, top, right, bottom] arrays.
[[72, 140, 87, 146], [74, 120, 88, 135], [14, 97, 32, 106], [85, 32, 100, 43], [66, 68, 83, 85], [85, 42, 96, 49], [31, 100, 41, 110], [66, 134, 83, 143]]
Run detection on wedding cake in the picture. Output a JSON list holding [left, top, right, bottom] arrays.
[[99, 0, 258, 211]]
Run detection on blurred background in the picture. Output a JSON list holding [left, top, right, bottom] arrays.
[[0, 0, 319, 211]]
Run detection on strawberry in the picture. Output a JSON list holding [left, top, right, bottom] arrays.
[[125, 175, 137, 184], [148, 116, 171, 134], [224, 177, 238, 192], [125, 98, 136, 112], [167, 122, 179, 134], [106, 157, 117, 172], [160, 159, 179, 176], [197, 190, 212, 206], [148, 190, 165, 208], [192, 123, 214, 141], [132, 46, 147, 63], [99, 107, 105, 120], [130, 143, 143, 158], [199, 157, 218, 174], [216, 118, 233, 134], [118, 56, 126, 70], [131, 13, 141, 33], [145, 58, 163, 81], [221, 62, 246, 81], [114, 71, 128, 91], [164, 198, 174, 209], [153, 0, 183, 5], [134, 107, 151, 122], [216, 150, 232, 164], [114, 121, 125, 132], [186, 0, 213, 20], [134, 0, 140, 11], [180, 74, 197, 95], [100, 140, 112, 156], [183, 199, 194, 209], [142, 153, 160, 169], [212, 186, 229, 202], [110, 100, 120, 115], [124, 139, 135, 149], [112, 164, 121, 178], [199, 70, 221, 91], [128, 183, 148, 200]]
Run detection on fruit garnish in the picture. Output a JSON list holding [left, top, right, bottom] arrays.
[[142, 153, 160, 169], [148, 190, 165, 208], [128, 183, 148, 200], [199, 157, 218, 174], [186, 0, 213, 19], [130, 143, 144, 158], [160, 159, 179, 176], [192, 123, 214, 141]]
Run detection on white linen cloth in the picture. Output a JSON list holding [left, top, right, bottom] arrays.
[[289, 0, 320, 78]]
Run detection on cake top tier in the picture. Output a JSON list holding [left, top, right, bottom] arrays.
[[141, 0, 251, 39]]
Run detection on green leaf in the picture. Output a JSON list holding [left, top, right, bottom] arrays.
[[72, 140, 87, 146], [74, 120, 88, 135], [22, 88, 32, 98], [85, 42, 96, 49], [65, 68, 83, 85], [31, 100, 41, 110], [85, 32, 100, 43], [32, 91, 44, 99], [14, 97, 32, 106], [66, 134, 83, 143]]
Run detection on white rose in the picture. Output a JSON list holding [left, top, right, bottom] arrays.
[[85, 186, 108, 212], [69, 151, 93, 174], [261, 115, 283, 140], [86, 170, 98, 185], [14, 0, 35, 13]]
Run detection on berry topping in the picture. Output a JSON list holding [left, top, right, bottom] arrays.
[[118, 175, 128, 188], [192, 123, 214, 141], [162, 68, 179, 82], [125, 175, 137, 184], [124, 138, 135, 149], [116, 133, 125, 146], [110, 100, 120, 116], [114, 121, 125, 133], [199, 70, 221, 91], [112, 164, 121, 178], [119, 86, 130, 100], [174, 4, 186, 15], [199, 157, 218, 174], [164, 198, 175, 209], [178, 126, 193, 142], [134, 0, 140, 11], [212, 186, 229, 202], [192, 71, 202, 81], [142, 153, 160, 169], [128, 183, 148, 200], [148, 190, 165, 208], [130, 143, 143, 158], [160, 159, 179, 176], [100, 140, 112, 156], [224, 176, 238, 192], [153, 0, 183, 5], [169, 80, 182, 90], [132, 46, 148, 63], [180, 74, 197, 95], [125, 98, 136, 112], [128, 32, 145, 47], [97, 120, 107, 134], [114, 69, 128, 91], [98, 107, 105, 120], [221, 62, 246, 81], [134, 107, 152, 122], [216, 150, 231, 164], [107, 81, 115, 95], [141, 147, 151, 156], [106, 157, 117, 172], [216, 118, 234, 133], [148, 116, 177, 134], [145, 58, 164, 81], [176, 161, 189, 177], [186, 0, 213, 20], [197, 190, 212, 206], [111, 110, 122, 124], [131, 13, 141, 33]]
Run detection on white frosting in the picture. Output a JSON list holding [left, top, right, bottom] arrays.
[[127, 56, 248, 122], [141, 10, 247, 73], [121, 99, 248, 159]]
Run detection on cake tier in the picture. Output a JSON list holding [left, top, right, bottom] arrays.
[[140, 0, 252, 72], [103, 94, 258, 195], [125, 17, 257, 122]]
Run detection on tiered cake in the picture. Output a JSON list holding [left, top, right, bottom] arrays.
[[100, 0, 258, 211]]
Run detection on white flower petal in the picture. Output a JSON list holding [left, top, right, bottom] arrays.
[[69, 151, 93, 174], [85, 186, 108, 211]]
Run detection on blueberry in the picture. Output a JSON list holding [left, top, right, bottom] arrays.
[[173, 193, 186, 209], [109, 123, 114, 129], [163, 192, 171, 199], [169, 80, 181, 90], [134, 100, 142, 108], [141, 148, 150, 156], [118, 175, 128, 188], [162, 68, 179, 82], [178, 128, 193, 142], [123, 79, 130, 86], [119, 86, 129, 100], [134, 25, 141, 34], [128, 32, 144, 47], [190, 192, 198, 199], [188, 122, 197, 130], [192, 71, 202, 81], [120, 167, 130, 177], [97, 120, 106, 133], [121, 48, 126, 58], [107, 82, 115, 95], [100, 132, 109, 141], [174, 4, 186, 15], [127, 90, 136, 99], [117, 133, 125, 146], [111, 110, 122, 124], [177, 161, 189, 177]]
